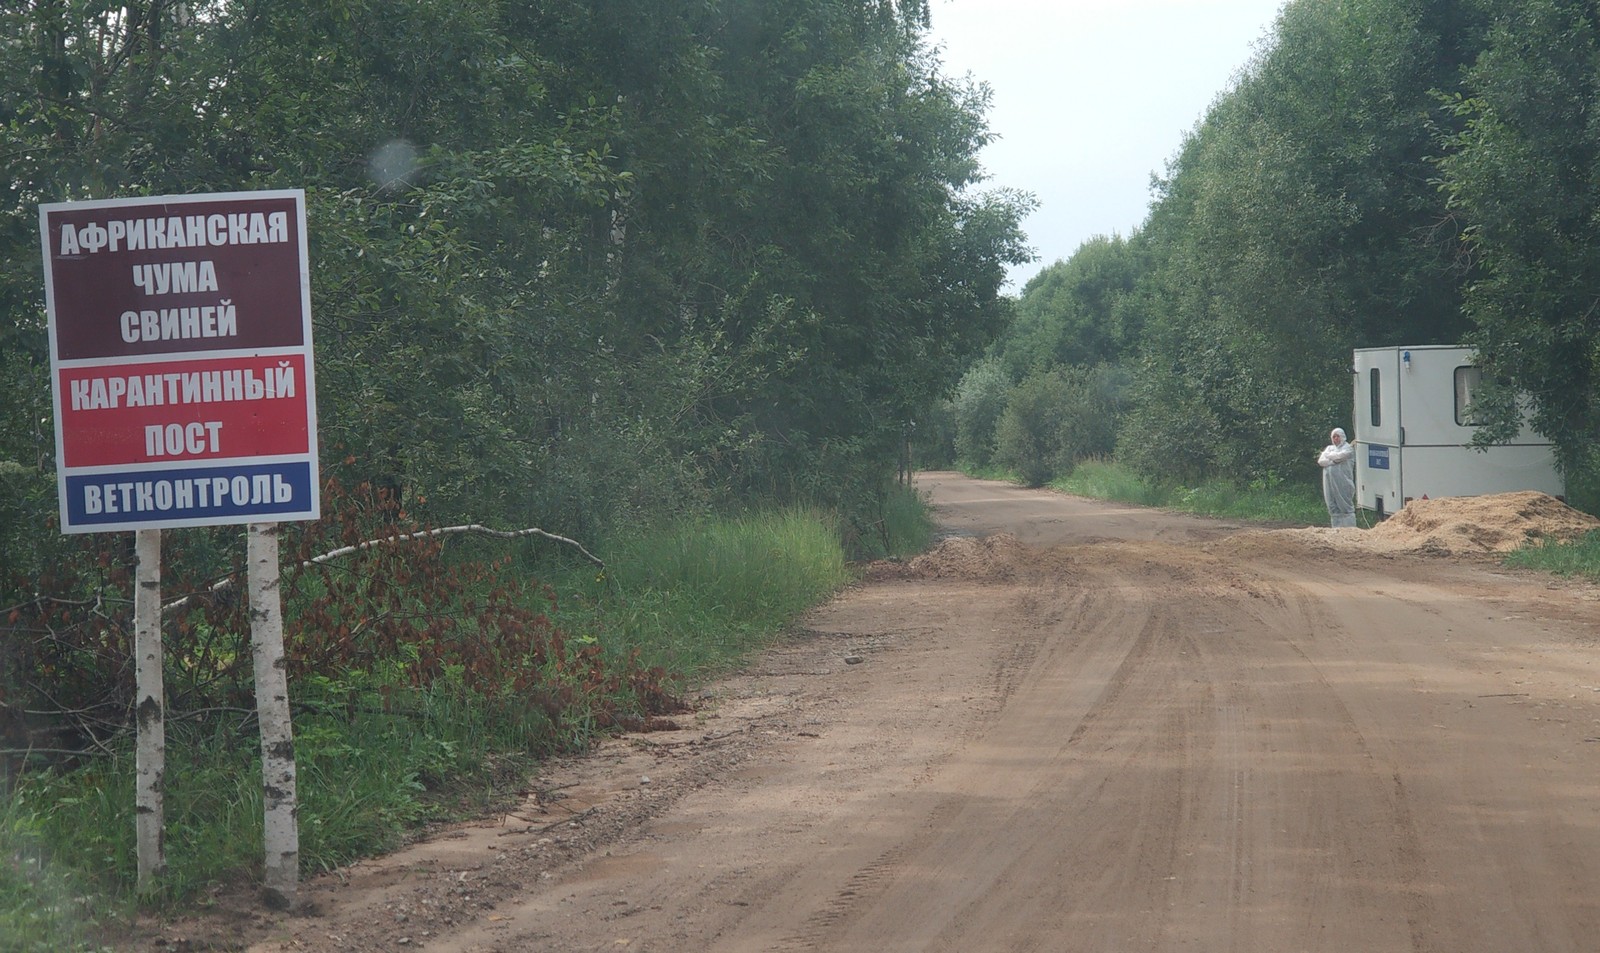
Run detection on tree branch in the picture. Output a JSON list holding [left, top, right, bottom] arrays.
[[304, 523, 604, 570], [161, 523, 602, 617]]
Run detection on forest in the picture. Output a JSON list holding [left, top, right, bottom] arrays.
[[946, 0, 1600, 511], [2, 0, 1032, 560]]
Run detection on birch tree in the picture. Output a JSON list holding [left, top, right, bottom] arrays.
[[248, 522, 298, 907]]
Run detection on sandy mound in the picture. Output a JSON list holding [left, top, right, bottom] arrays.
[[1366, 491, 1600, 554], [1220, 491, 1600, 559], [883, 492, 1599, 575], [869, 533, 1040, 581]]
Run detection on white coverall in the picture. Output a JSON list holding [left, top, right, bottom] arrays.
[[1318, 427, 1357, 528]]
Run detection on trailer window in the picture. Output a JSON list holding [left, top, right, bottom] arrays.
[[1454, 366, 1482, 425], [1369, 368, 1381, 427]]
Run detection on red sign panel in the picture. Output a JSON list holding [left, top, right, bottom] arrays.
[[41, 190, 320, 533]]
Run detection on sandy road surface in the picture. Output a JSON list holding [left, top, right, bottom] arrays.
[[159, 472, 1600, 952]]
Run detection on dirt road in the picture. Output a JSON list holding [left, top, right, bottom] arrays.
[[170, 472, 1600, 952]]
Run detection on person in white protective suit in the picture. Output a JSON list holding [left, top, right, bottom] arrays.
[[1317, 427, 1357, 528]]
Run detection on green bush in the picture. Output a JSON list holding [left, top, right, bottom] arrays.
[[1055, 457, 1327, 525], [912, 401, 958, 471], [995, 365, 1127, 487], [0, 499, 872, 937], [951, 357, 1012, 469], [1055, 457, 1166, 506]]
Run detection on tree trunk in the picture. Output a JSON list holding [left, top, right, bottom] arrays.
[[248, 521, 299, 908], [134, 528, 165, 893]]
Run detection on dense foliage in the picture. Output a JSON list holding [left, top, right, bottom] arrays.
[[951, 0, 1600, 505], [1, 1, 1028, 726], [1436, 0, 1600, 483], [0, 0, 1029, 546]]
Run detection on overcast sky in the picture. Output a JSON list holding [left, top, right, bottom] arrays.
[[925, 0, 1287, 291]]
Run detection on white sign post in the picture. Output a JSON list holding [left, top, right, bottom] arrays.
[[133, 528, 164, 893], [247, 521, 299, 906], [40, 190, 318, 905]]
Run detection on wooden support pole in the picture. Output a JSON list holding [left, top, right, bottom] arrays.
[[134, 528, 166, 893], [247, 521, 300, 908]]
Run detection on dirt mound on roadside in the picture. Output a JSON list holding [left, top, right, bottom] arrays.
[[869, 533, 1044, 582], [1363, 491, 1600, 554], [1221, 491, 1600, 559]]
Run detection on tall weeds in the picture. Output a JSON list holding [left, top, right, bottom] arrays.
[[1, 492, 870, 944], [565, 508, 853, 677]]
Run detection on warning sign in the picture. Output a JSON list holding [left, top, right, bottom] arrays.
[[40, 190, 320, 532]]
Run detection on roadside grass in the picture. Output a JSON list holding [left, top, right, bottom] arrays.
[[0, 798, 110, 953], [955, 461, 1019, 484], [862, 483, 937, 561], [4, 675, 558, 944], [1, 497, 904, 946], [1505, 530, 1600, 580], [552, 504, 854, 678], [1051, 458, 1167, 507], [1053, 458, 1330, 526]]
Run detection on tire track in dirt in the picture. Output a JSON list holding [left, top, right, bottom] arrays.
[[1229, 569, 1441, 951], [765, 545, 1261, 952], [1222, 544, 1600, 952]]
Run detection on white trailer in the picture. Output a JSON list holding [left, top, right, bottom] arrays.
[[1352, 345, 1563, 517]]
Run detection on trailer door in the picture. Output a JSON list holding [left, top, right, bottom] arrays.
[[1353, 348, 1402, 514]]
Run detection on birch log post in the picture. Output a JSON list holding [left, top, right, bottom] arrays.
[[133, 528, 165, 893], [247, 521, 300, 908]]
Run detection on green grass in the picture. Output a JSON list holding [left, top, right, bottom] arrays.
[[956, 461, 1019, 483], [1052, 458, 1330, 526], [878, 483, 936, 560], [1505, 530, 1600, 580], [556, 506, 854, 677], [1050, 457, 1600, 572], [1052, 458, 1168, 507], [2, 503, 874, 941], [4, 676, 557, 931], [0, 796, 113, 952]]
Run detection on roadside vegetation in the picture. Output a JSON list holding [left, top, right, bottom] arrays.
[[1, 483, 928, 951], [958, 457, 1335, 528], [1506, 532, 1600, 581], [1054, 459, 1332, 527], [15, 0, 1600, 946], [929, 0, 1600, 523], [991, 455, 1600, 580]]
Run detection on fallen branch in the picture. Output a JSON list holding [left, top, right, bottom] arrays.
[[161, 523, 603, 617], [535, 806, 597, 833], [306, 524, 603, 570]]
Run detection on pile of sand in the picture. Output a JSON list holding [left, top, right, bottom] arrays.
[[1362, 491, 1600, 554], [1214, 491, 1600, 561], [881, 493, 1600, 575], [870, 533, 1031, 581]]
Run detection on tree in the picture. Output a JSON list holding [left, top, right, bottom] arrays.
[[999, 234, 1143, 378], [1119, 0, 1483, 483], [994, 364, 1126, 487], [1, 0, 1028, 593], [951, 356, 1012, 468], [1434, 0, 1600, 481]]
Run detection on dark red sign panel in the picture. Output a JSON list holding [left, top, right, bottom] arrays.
[[41, 190, 319, 533], [45, 195, 307, 360]]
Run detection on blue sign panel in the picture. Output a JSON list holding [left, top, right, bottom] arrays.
[[64, 460, 315, 531], [1368, 444, 1390, 470]]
